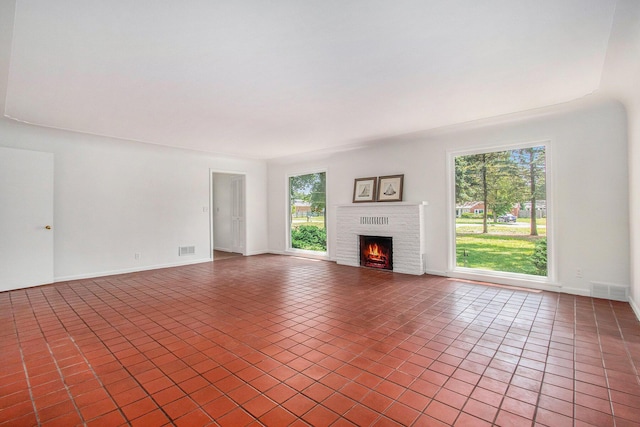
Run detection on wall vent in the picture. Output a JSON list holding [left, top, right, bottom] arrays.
[[360, 216, 389, 225], [179, 246, 196, 256], [591, 282, 628, 301]]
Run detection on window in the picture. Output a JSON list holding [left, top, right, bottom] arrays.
[[453, 145, 549, 278], [289, 172, 326, 253]]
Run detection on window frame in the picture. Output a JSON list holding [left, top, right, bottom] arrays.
[[286, 169, 329, 258], [446, 140, 556, 288]]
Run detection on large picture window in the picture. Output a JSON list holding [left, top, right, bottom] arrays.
[[289, 172, 326, 253], [453, 145, 549, 278]]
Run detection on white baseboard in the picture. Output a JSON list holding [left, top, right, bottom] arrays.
[[244, 249, 270, 256], [266, 250, 337, 262], [559, 286, 592, 297], [282, 250, 331, 261], [629, 297, 640, 322], [267, 250, 286, 255], [424, 269, 448, 276], [54, 257, 212, 282], [447, 270, 561, 292]]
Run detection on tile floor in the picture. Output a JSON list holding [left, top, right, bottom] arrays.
[[1, 254, 640, 426]]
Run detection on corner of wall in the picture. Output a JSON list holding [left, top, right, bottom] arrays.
[[629, 295, 640, 322]]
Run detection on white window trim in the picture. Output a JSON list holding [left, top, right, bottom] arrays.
[[446, 140, 557, 289], [285, 169, 329, 258]]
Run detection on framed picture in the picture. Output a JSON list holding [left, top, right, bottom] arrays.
[[377, 174, 404, 202], [353, 177, 377, 203]]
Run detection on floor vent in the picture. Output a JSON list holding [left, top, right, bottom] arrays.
[[591, 282, 628, 301], [179, 246, 195, 256]]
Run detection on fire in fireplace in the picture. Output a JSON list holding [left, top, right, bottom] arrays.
[[360, 236, 392, 270]]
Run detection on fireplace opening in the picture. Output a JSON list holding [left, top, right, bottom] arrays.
[[360, 236, 393, 270]]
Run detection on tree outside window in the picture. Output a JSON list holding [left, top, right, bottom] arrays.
[[455, 146, 547, 276], [289, 172, 326, 252]]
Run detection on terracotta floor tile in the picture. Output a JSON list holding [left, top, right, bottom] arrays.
[[384, 401, 419, 425], [37, 400, 76, 423], [163, 396, 199, 420], [173, 408, 212, 427], [302, 382, 333, 402], [263, 383, 297, 404], [540, 382, 573, 402], [537, 394, 573, 418], [454, 412, 493, 427], [323, 393, 356, 415], [463, 398, 499, 423], [140, 375, 174, 395], [281, 393, 315, 416], [319, 372, 350, 391], [226, 383, 260, 404], [150, 385, 186, 406], [39, 411, 83, 427], [495, 409, 534, 427], [121, 396, 158, 421], [302, 405, 340, 426], [78, 398, 118, 421], [259, 406, 297, 426], [374, 380, 404, 400], [85, 409, 127, 427], [2, 255, 640, 425], [434, 387, 467, 410], [470, 385, 503, 407], [500, 396, 535, 419], [535, 407, 573, 427], [425, 400, 460, 425], [360, 390, 393, 413], [612, 402, 640, 422], [201, 395, 237, 419], [344, 403, 380, 426], [129, 408, 170, 427], [339, 381, 370, 401], [574, 404, 615, 427], [176, 376, 210, 393]]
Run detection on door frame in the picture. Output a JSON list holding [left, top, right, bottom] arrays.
[[209, 169, 247, 257], [0, 147, 54, 291]]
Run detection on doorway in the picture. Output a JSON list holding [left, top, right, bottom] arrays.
[[0, 147, 54, 291], [211, 172, 246, 259]]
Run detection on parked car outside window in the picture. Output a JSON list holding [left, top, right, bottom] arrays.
[[497, 214, 517, 223]]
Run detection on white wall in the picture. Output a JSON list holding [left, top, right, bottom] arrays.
[[599, 0, 640, 315], [0, 118, 268, 281], [0, 1, 268, 281], [268, 98, 630, 296]]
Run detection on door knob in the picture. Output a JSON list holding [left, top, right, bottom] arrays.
[[45, 225, 52, 230]]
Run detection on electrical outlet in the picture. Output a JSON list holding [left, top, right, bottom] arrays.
[[134, 253, 141, 260], [576, 268, 583, 278]]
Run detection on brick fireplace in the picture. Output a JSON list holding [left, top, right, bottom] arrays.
[[335, 202, 427, 275]]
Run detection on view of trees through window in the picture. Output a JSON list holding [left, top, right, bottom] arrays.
[[455, 146, 547, 276], [289, 172, 326, 252]]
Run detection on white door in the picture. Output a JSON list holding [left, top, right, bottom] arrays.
[[231, 176, 245, 254], [0, 147, 54, 291]]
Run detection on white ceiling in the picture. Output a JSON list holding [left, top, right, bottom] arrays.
[[4, 0, 617, 159]]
